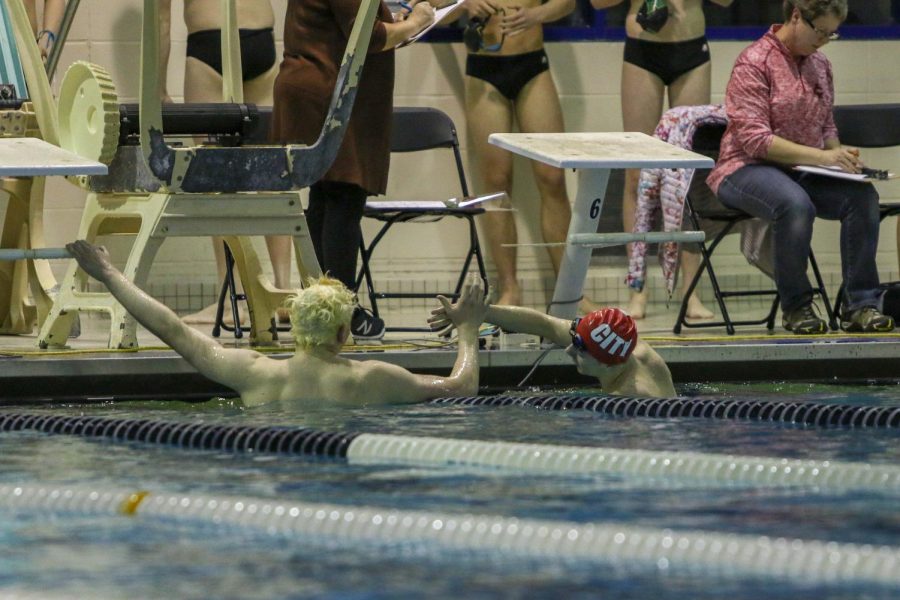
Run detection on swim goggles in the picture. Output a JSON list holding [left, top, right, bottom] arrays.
[[569, 318, 586, 351], [464, 10, 505, 53], [636, 0, 669, 34]]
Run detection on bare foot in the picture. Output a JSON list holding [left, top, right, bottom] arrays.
[[495, 284, 521, 307], [182, 302, 246, 327], [684, 294, 714, 320], [577, 297, 603, 315], [626, 290, 648, 320]]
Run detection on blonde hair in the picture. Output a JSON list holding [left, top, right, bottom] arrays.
[[284, 276, 354, 350]]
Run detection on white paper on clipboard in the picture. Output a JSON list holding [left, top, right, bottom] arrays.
[[794, 165, 897, 181], [396, 0, 464, 48]]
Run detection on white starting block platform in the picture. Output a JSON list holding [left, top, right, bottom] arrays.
[[0, 138, 107, 335], [0, 137, 107, 177], [489, 132, 714, 319]]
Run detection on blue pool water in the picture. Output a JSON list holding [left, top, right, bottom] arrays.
[[0, 381, 898, 598]]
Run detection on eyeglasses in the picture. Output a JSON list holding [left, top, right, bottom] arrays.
[[800, 12, 839, 41]]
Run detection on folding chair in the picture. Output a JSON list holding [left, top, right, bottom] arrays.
[[674, 123, 837, 334], [355, 107, 489, 332], [830, 103, 900, 317]]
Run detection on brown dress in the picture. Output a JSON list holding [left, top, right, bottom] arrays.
[[271, 0, 394, 196]]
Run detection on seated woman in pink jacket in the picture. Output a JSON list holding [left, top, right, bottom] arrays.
[[708, 0, 892, 335]]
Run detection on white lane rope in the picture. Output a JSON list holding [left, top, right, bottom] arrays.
[[0, 483, 897, 586], [347, 433, 900, 492]]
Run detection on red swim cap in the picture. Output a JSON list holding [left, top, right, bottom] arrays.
[[572, 308, 637, 365]]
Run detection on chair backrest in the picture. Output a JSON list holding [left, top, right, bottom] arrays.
[[691, 123, 727, 157], [687, 123, 727, 215], [833, 104, 900, 148], [390, 107, 469, 196]]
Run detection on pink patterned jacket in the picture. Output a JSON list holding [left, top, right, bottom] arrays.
[[707, 25, 839, 194], [626, 104, 727, 296]]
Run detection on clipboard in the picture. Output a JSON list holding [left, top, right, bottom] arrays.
[[794, 165, 897, 181], [396, 0, 465, 48]]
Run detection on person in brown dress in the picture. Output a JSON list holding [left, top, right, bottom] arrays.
[[270, 0, 435, 341]]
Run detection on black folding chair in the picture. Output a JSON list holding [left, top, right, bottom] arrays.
[[674, 123, 837, 334], [830, 104, 900, 318], [354, 107, 489, 332]]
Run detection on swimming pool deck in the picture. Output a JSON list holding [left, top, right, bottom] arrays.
[[1, 307, 898, 404]]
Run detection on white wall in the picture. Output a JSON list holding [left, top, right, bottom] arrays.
[[37, 0, 900, 309]]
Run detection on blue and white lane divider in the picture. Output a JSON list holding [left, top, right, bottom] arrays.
[[2, 413, 899, 492], [345, 433, 900, 491], [431, 394, 900, 429], [1, 483, 898, 586]]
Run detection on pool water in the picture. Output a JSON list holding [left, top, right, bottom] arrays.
[[1, 381, 898, 599]]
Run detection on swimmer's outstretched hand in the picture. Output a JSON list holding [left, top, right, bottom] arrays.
[[429, 276, 488, 336], [67, 240, 114, 283]]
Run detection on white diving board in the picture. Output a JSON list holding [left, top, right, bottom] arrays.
[[489, 132, 714, 319]]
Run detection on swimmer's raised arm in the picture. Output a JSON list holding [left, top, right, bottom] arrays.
[[429, 300, 571, 347], [67, 241, 260, 394], [364, 280, 487, 402]]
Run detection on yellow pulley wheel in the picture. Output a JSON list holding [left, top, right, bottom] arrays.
[[57, 61, 120, 165]]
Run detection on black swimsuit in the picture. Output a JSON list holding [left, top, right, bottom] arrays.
[[186, 27, 276, 81], [465, 49, 550, 101], [623, 36, 710, 86]]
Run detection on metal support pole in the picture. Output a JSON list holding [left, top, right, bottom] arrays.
[[548, 168, 610, 319]]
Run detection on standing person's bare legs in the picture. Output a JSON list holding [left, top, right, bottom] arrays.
[[466, 77, 521, 305], [621, 62, 665, 318], [247, 66, 293, 322], [514, 71, 598, 313], [181, 61, 292, 324], [668, 62, 714, 319], [515, 72, 569, 272]]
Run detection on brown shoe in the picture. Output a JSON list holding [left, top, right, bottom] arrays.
[[782, 303, 827, 335], [840, 307, 894, 333]]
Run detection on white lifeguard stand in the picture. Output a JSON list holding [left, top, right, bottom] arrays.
[[37, 0, 380, 349]]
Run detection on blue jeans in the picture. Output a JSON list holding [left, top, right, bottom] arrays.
[[717, 165, 882, 314]]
